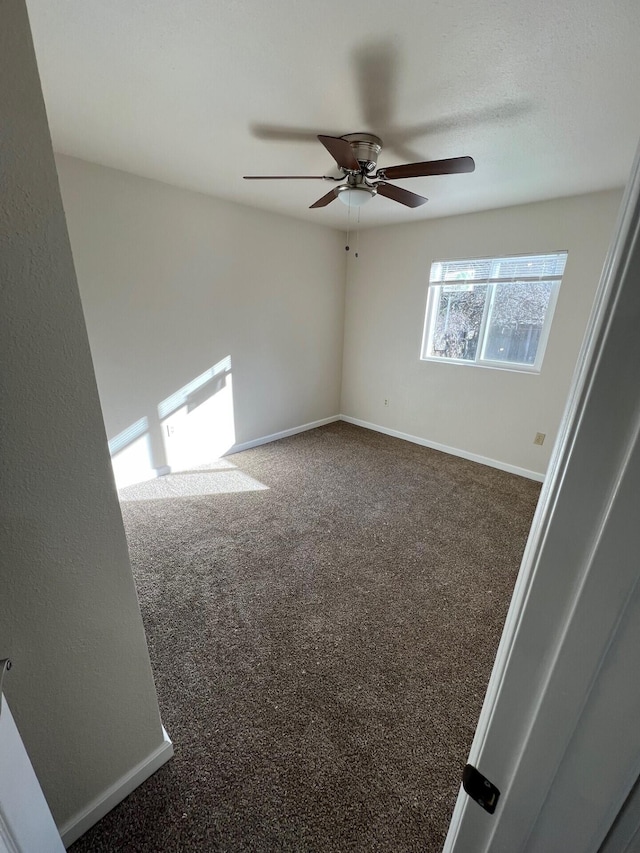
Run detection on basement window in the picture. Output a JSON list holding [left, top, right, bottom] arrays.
[[420, 251, 568, 372]]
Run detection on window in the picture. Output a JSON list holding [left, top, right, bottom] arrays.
[[421, 251, 568, 372]]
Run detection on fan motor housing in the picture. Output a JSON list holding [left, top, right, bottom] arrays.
[[341, 133, 383, 173]]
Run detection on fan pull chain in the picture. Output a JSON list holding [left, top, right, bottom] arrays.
[[345, 199, 351, 252], [355, 207, 361, 258]]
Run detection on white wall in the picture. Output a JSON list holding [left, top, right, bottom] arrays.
[[341, 190, 622, 477], [57, 155, 621, 481], [0, 0, 167, 835], [55, 154, 346, 478]]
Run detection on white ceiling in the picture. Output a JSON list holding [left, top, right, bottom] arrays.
[[26, 0, 640, 229]]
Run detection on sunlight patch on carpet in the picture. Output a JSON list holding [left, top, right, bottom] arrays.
[[119, 460, 268, 501]]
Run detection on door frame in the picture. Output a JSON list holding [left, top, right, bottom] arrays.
[[444, 140, 640, 852], [0, 695, 65, 852]]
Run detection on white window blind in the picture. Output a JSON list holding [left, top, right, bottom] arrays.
[[429, 251, 568, 287]]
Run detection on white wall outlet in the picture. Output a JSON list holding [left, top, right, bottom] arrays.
[[384, 398, 389, 407], [534, 432, 546, 446]]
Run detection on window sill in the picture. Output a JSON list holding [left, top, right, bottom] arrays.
[[419, 355, 541, 375]]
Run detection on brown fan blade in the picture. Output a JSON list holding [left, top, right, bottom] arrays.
[[244, 175, 330, 180], [318, 135, 360, 171], [251, 124, 343, 143], [353, 40, 398, 129], [379, 156, 475, 180], [310, 188, 339, 209], [375, 183, 428, 208]]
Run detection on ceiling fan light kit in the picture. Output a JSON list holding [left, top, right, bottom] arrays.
[[337, 184, 376, 207], [244, 132, 475, 211]]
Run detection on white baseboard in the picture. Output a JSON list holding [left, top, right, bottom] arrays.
[[339, 415, 545, 482], [227, 415, 340, 455], [59, 727, 173, 848], [223, 411, 543, 481]]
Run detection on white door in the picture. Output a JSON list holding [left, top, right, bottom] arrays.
[[0, 689, 65, 853], [444, 142, 640, 853]]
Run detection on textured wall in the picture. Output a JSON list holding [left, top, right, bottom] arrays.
[[341, 190, 622, 477], [0, 0, 165, 829], [55, 153, 346, 474]]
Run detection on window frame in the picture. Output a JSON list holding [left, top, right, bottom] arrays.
[[420, 252, 566, 374]]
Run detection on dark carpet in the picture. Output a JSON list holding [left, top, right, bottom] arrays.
[[71, 422, 540, 852]]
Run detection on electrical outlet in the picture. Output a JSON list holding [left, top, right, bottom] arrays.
[[534, 432, 546, 446], [384, 398, 389, 407]]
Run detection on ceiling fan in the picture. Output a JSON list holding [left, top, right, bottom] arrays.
[[243, 133, 475, 210]]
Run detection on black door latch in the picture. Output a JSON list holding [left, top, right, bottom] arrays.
[[462, 764, 500, 814]]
